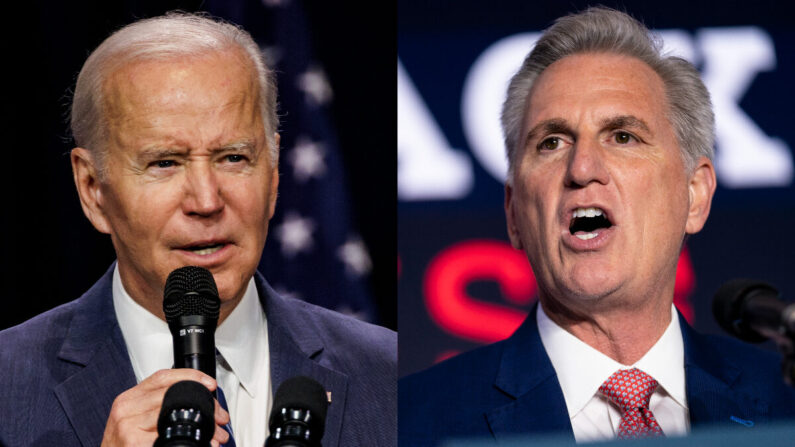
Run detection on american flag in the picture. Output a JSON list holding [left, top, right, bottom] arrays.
[[205, 0, 377, 323]]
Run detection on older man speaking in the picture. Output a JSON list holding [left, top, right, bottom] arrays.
[[399, 7, 795, 446], [0, 13, 395, 447]]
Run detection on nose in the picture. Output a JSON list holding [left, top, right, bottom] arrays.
[[564, 138, 610, 188], [182, 163, 225, 217]]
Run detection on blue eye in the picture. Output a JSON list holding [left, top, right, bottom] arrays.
[[156, 160, 176, 168]]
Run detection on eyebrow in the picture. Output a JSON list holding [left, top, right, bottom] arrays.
[[524, 114, 653, 146], [137, 141, 257, 160], [598, 115, 652, 135], [525, 118, 574, 146], [215, 141, 257, 155], [137, 147, 186, 161]]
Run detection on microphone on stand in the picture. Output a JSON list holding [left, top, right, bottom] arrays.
[[265, 376, 329, 447], [713, 278, 795, 385], [163, 266, 221, 379], [155, 266, 224, 447], [712, 278, 795, 344], [154, 380, 215, 447]]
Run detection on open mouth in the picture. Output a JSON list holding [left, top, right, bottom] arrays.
[[569, 207, 613, 240], [183, 243, 226, 256]]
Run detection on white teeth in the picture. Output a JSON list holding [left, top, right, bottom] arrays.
[[575, 233, 598, 240], [192, 245, 223, 256], [572, 207, 604, 218]]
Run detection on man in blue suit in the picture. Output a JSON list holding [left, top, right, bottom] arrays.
[[0, 13, 395, 447], [399, 7, 795, 446]]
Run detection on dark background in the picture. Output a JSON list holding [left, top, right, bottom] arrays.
[[0, 1, 396, 330], [399, 0, 795, 376]]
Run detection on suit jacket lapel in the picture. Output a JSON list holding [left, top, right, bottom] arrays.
[[484, 308, 773, 439], [681, 314, 767, 427], [487, 305, 573, 442], [49, 267, 351, 446], [257, 275, 348, 447], [53, 265, 137, 446]]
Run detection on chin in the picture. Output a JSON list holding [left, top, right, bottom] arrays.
[[561, 268, 622, 301], [215, 269, 254, 302], [215, 283, 241, 303], [197, 254, 259, 301]]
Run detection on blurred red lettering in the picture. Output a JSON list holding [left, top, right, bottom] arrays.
[[424, 240, 698, 345], [424, 240, 535, 343]]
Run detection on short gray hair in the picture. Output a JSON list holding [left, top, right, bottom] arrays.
[[501, 7, 714, 180], [70, 12, 279, 176]]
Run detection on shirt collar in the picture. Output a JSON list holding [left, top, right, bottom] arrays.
[[634, 307, 686, 408], [112, 264, 267, 398], [112, 265, 172, 383], [537, 303, 686, 418], [216, 278, 268, 397]]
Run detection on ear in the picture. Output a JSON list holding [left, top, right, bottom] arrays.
[[505, 182, 524, 250], [71, 148, 112, 234], [267, 133, 281, 219], [267, 166, 280, 220], [273, 132, 281, 165], [685, 156, 717, 235]]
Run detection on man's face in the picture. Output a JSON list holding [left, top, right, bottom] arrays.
[[77, 50, 278, 318], [505, 52, 712, 315]]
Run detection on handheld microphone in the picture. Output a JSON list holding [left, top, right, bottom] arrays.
[[163, 266, 221, 378], [265, 376, 329, 447], [712, 278, 795, 344], [154, 380, 215, 447]]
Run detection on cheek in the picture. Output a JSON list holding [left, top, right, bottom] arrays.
[[102, 185, 141, 229], [225, 178, 272, 224], [111, 182, 182, 241], [634, 170, 689, 246], [515, 181, 555, 242], [524, 166, 560, 220]]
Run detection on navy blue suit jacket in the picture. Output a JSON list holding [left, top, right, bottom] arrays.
[[399, 305, 795, 446], [0, 265, 396, 447]]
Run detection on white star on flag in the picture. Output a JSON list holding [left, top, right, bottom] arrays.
[[337, 237, 372, 276], [275, 212, 315, 257], [297, 65, 333, 106], [289, 137, 327, 181]]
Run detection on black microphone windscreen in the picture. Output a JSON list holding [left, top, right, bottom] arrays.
[[713, 278, 778, 342], [271, 376, 328, 432], [164, 266, 220, 322], [157, 380, 215, 445]]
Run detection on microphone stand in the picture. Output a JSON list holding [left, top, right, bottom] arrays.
[[751, 305, 795, 386]]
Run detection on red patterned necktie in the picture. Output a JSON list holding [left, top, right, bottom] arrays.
[[599, 368, 665, 439]]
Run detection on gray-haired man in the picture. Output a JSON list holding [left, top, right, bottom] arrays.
[[0, 13, 395, 447], [399, 7, 795, 446]]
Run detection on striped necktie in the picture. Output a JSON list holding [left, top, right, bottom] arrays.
[[216, 349, 237, 447]]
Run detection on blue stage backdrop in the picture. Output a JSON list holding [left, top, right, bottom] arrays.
[[398, 0, 795, 377]]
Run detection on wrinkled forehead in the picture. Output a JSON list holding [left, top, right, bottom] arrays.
[[525, 52, 670, 126], [101, 48, 261, 124]]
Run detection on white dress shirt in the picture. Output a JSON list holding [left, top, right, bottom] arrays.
[[537, 304, 689, 443], [113, 266, 272, 447]]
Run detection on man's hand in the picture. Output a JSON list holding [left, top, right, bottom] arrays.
[[100, 369, 230, 447]]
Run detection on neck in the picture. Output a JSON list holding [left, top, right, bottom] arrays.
[[541, 296, 673, 365]]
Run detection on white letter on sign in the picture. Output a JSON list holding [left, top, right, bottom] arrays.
[[699, 27, 793, 187], [398, 59, 474, 200], [461, 33, 541, 184]]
